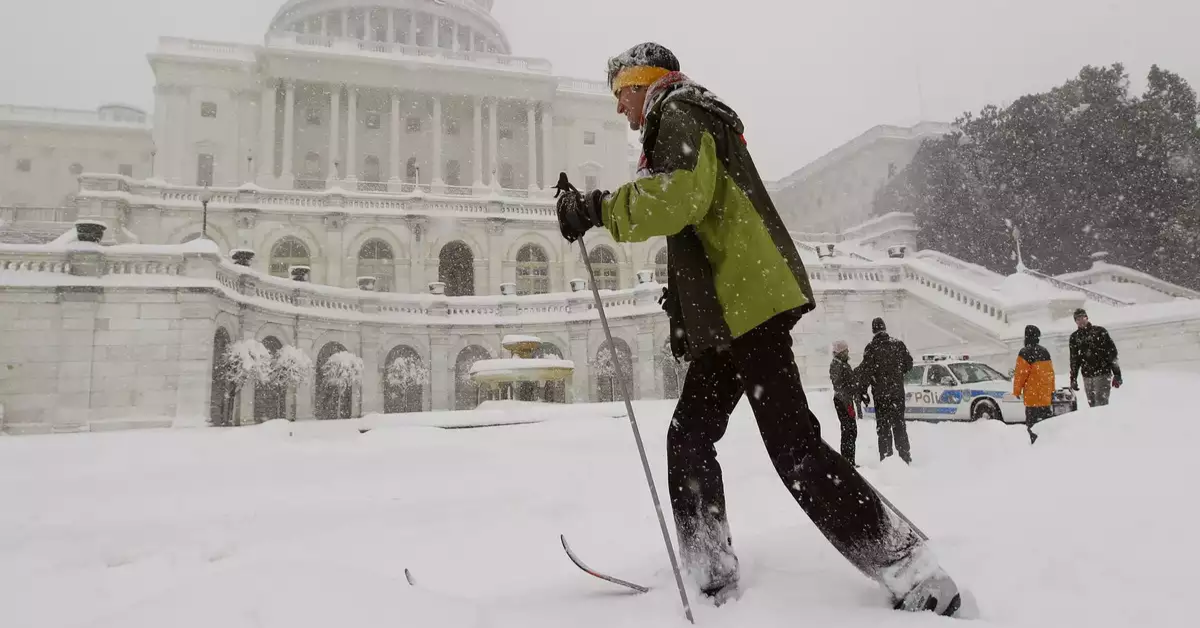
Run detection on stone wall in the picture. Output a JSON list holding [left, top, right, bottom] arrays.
[[0, 285, 216, 434]]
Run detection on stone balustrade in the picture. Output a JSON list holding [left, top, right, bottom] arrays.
[[268, 32, 553, 73], [76, 175, 557, 222]]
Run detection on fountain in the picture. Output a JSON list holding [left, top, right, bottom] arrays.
[[469, 335, 575, 403]]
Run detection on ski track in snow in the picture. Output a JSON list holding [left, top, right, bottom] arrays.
[[0, 371, 1194, 627]]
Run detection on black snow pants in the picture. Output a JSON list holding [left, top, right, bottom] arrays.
[[667, 315, 922, 590], [833, 394, 857, 465], [874, 397, 912, 463], [1025, 405, 1053, 445]]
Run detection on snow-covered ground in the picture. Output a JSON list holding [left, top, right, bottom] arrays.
[[1, 371, 1194, 627]]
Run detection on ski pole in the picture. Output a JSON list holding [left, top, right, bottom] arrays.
[[578, 237, 696, 624]]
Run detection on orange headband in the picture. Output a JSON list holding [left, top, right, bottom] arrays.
[[611, 66, 672, 96]]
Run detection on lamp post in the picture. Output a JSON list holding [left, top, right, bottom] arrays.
[[1012, 225, 1026, 272], [199, 186, 214, 239]]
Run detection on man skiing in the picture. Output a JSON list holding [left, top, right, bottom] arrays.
[[554, 42, 966, 616], [1013, 325, 1055, 444], [830, 340, 862, 466], [856, 318, 915, 463], [1069, 309, 1121, 407]]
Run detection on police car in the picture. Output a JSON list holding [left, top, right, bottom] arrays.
[[865, 354, 1026, 423]]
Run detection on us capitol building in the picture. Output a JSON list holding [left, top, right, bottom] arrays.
[[0, 0, 974, 429]]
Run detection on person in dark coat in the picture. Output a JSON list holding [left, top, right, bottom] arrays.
[[553, 42, 965, 616], [856, 318, 915, 463], [829, 340, 862, 465], [1013, 325, 1055, 444], [1068, 309, 1122, 407]]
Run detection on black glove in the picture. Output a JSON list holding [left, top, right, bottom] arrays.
[[1112, 374, 1122, 388], [860, 394, 871, 406], [553, 173, 605, 243]]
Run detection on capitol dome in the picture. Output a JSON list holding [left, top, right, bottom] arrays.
[[268, 0, 511, 55]]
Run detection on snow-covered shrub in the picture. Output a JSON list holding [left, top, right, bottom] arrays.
[[322, 351, 364, 420], [216, 339, 273, 425], [223, 339, 274, 388], [271, 345, 314, 389], [386, 354, 429, 389]]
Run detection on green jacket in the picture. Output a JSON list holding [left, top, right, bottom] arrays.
[[600, 75, 816, 359]]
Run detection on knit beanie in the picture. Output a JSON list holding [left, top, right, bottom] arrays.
[[606, 42, 681, 96], [872, 317, 887, 334]]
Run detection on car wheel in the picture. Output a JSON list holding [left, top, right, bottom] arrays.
[[971, 399, 1001, 422]]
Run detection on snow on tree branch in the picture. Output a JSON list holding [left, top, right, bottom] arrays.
[[222, 339, 274, 388], [272, 345, 314, 388], [386, 354, 429, 389], [323, 351, 364, 393]]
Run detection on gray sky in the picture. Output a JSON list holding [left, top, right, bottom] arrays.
[[2, 0, 1199, 180]]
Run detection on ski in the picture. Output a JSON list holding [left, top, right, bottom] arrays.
[[560, 534, 652, 594]]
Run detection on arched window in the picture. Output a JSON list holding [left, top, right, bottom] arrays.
[[587, 245, 619, 291], [534, 343, 567, 403], [499, 162, 514, 189], [363, 155, 381, 182], [455, 345, 492, 410], [269, 237, 311, 279], [357, 239, 395, 292], [445, 159, 461, 186], [516, 243, 549, 295], [254, 336, 287, 421], [315, 341, 352, 420], [595, 338, 633, 403], [383, 345, 424, 413], [210, 327, 232, 426], [439, 241, 474, 296], [303, 151, 323, 179], [406, 157, 419, 183], [654, 247, 668, 284]]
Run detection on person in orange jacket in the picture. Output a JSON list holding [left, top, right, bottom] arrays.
[[1013, 325, 1055, 444]]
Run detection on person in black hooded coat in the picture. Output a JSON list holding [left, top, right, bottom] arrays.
[[856, 318, 915, 463]]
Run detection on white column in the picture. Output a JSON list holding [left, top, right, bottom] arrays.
[[431, 95, 444, 188], [488, 98, 499, 188], [386, 9, 395, 42], [345, 87, 358, 183], [388, 91, 402, 187], [541, 104, 554, 193], [320, 13, 328, 37], [280, 81, 296, 187], [472, 97, 484, 188], [526, 103, 538, 191], [408, 11, 416, 45], [341, 9, 349, 38], [328, 85, 341, 183], [434, 17, 442, 49], [452, 22, 460, 51], [257, 82, 276, 185]]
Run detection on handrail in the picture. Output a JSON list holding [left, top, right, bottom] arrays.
[[1021, 268, 1134, 307]]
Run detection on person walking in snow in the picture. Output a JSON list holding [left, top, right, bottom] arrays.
[[553, 42, 965, 616], [856, 318, 915, 464], [1013, 325, 1055, 444], [830, 340, 862, 466], [1068, 309, 1122, 407]]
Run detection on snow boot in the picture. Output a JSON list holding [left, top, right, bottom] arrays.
[[880, 542, 976, 618], [700, 571, 739, 607], [893, 568, 963, 616]]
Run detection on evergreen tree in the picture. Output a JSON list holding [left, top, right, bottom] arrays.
[[878, 63, 1200, 288]]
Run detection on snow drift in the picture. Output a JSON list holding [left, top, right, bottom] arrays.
[[0, 371, 1194, 627]]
